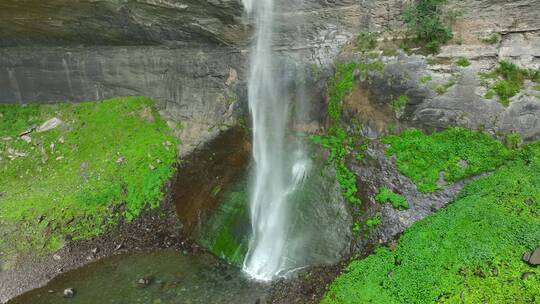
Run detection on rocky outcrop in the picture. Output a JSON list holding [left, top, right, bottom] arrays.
[[0, 46, 246, 154]]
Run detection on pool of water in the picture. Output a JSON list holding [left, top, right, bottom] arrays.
[[9, 250, 268, 304]]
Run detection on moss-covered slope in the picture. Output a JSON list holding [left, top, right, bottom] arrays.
[[0, 97, 178, 257]]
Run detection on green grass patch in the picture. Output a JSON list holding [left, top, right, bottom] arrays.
[[455, 57, 471, 67], [480, 33, 500, 44], [434, 80, 456, 95], [375, 187, 409, 210], [419, 75, 433, 84], [482, 61, 540, 106], [0, 97, 178, 255], [382, 128, 513, 193], [322, 142, 540, 304]]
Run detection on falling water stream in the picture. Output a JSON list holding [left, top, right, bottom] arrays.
[[241, 0, 312, 281]]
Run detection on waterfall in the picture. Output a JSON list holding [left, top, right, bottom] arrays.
[[241, 0, 311, 281]]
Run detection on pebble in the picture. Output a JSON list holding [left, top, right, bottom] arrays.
[[63, 288, 75, 298], [20, 135, 32, 144], [523, 248, 540, 266], [137, 276, 153, 288], [37, 117, 62, 133], [529, 248, 540, 265]]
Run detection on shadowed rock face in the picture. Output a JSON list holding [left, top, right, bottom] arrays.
[[0, 0, 247, 47]]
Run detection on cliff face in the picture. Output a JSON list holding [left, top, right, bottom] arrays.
[[0, 0, 247, 47], [0, 0, 539, 150]]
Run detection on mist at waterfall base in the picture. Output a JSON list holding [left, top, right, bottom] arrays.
[[241, 0, 352, 282]]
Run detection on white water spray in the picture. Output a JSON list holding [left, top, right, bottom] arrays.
[[241, 0, 311, 281]]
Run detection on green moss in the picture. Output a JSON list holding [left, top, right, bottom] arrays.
[[196, 184, 249, 266], [455, 57, 471, 67], [382, 128, 513, 193], [375, 187, 409, 210], [0, 97, 178, 255], [322, 142, 540, 304]]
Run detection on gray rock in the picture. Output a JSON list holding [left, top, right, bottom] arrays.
[[528, 248, 540, 266], [521, 272, 535, 280], [20, 135, 31, 144], [37, 117, 62, 133]]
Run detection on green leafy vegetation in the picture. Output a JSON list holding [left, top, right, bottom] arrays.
[[365, 215, 381, 228], [419, 75, 433, 84], [482, 61, 540, 106], [455, 57, 471, 67], [506, 132, 523, 150], [375, 187, 409, 210], [351, 222, 361, 235], [0, 97, 178, 255], [312, 62, 382, 205], [383, 128, 513, 192], [434, 79, 456, 95], [356, 32, 378, 53], [402, 0, 455, 53], [322, 141, 540, 304], [312, 128, 360, 205], [391, 95, 409, 116]]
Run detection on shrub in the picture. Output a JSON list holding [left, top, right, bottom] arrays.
[[356, 32, 378, 52], [403, 0, 454, 53]]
